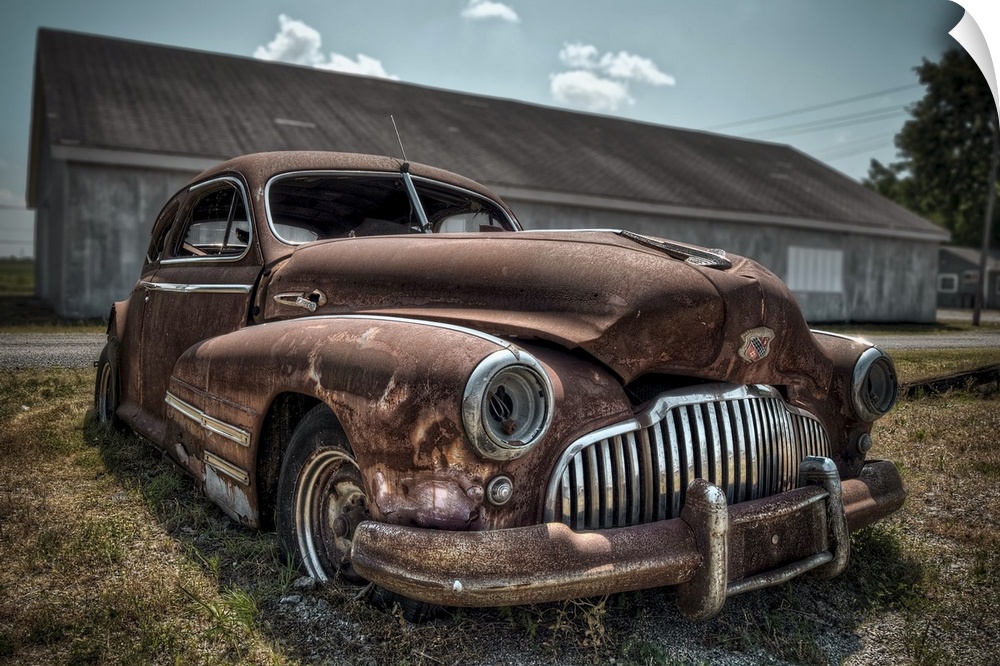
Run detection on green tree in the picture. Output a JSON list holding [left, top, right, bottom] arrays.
[[864, 48, 998, 247]]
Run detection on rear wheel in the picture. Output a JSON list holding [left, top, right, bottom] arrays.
[[94, 338, 122, 428]]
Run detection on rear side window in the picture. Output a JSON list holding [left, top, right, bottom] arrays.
[[145, 199, 180, 265], [173, 180, 251, 259]]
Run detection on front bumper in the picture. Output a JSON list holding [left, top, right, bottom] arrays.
[[350, 457, 905, 620]]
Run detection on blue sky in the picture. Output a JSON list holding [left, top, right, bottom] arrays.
[[0, 0, 983, 258]]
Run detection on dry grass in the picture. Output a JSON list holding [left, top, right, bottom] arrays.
[[0, 369, 289, 665], [890, 347, 1000, 384], [1, 361, 998, 665], [860, 388, 1000, 664]]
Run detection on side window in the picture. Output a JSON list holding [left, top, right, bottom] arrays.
[[174, 182, 251, 258], [146, 199, 180, 265]]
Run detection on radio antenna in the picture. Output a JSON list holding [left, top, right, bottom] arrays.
[[390, 115, 408, 163]]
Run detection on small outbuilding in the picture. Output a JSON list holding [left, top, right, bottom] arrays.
[[28, 28, 950, 321], [937, 246, 1000, 309]]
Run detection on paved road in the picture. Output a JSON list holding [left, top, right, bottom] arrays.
[[0, 333, 105, 369], [861, 330, 1000, 350], [2, 320, 998, 370]]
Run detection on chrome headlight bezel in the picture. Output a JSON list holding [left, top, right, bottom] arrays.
[[462, 350, 554, 460], [851, 347, 899, 422]]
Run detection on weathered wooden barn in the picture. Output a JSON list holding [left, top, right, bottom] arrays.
[[28, 28, 949, 321]]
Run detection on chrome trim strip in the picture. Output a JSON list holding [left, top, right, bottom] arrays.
[[165, 392, 251, 447], [140, 281, 253, 294], [809, 329, 874, 346], [265, 314, 516, 351], [203, 451, 251, 486]]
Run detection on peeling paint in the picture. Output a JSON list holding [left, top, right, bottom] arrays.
[[204, 464, 256, 526]]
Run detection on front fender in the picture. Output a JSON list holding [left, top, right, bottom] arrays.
[[166, 316, 531, 527]]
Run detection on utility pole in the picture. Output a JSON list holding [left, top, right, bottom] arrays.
[[973, 123, 999, 326]]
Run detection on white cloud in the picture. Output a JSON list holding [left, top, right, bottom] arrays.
[[316, 53, 397, 79], [461, 0, 520, 23], [551, 42, 674, 112], [599, 51, 675, 86], [550, 70, 633, 113], [558, 43, 599, 70], [254, 14, 398, 79]]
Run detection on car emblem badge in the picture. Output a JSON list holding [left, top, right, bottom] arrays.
[[739, 327, 775, 364]]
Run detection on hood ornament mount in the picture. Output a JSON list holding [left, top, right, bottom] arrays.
[[618, 230, 732, 270]]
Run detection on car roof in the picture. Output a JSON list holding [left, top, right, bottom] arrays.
[[193, 151, 511, 212]]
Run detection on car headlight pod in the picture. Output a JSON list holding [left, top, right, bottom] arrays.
[[851, 347, 898, 422], [463, 350, 554, 460]]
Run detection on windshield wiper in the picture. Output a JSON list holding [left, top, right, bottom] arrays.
[[400, 163, 432, 233]]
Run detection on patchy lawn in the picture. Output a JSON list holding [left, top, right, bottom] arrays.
[[0, 364, 997, 665]]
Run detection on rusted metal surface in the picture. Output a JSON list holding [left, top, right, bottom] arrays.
[[676, 479, 728, 620], [99, 151, 907, 618], [350, 458, 904, 616]]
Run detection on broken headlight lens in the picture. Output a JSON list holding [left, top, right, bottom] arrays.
[[463, 350, 553, 460]]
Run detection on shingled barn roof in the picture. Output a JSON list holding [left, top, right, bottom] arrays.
[[29, 28, 947, 241]]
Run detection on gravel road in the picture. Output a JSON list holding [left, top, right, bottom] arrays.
[[0, 332, 105, 369]]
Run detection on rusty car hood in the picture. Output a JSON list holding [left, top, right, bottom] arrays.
[[261, 231, 830, 390]]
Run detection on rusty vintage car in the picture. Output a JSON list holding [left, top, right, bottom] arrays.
[[95, 151, 905, 620]]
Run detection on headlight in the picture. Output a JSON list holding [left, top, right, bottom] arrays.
[[851, 347, 898, 421], [462, 350, 553, 460]]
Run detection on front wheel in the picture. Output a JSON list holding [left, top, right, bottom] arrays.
[[276, 405, 370, 583], [275, 405, 441, 622]]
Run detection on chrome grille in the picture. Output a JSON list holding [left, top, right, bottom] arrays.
[[544, 384, 831, 530]]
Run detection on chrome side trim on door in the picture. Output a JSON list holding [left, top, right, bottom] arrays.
[[165, 392, 251, 447], [203, 451, 251, 485], [141, 281, 253, 295]]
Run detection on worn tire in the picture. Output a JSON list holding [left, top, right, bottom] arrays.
[[94, 337, 124, 429], [276, 404, 371, 583], [275, 404, 442, 622]]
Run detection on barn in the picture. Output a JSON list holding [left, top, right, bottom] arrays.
[[28, 28, 949, 321]]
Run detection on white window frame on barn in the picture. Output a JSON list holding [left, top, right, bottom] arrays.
[[786, 247, 843, 294], [937, 273, 958, 293]]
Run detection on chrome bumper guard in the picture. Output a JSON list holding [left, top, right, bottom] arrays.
[[350, 457, 904, 620], [677, 456, 849, 619]]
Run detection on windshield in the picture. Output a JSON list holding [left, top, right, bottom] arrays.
[[266, 172, 517, 244]]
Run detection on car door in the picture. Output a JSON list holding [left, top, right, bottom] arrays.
[[133, 176, 263, 442]]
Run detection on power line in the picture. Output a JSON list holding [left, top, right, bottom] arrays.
[[819, 141, 900, 163], [705, 83, 921, 131], [811, 130, 899, 161], [746, 108, 907, 139]]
